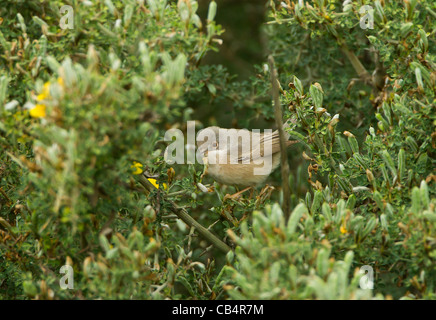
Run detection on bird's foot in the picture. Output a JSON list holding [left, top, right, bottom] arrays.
[[223, 186, 253, 202], [200, 157, 209, 181]]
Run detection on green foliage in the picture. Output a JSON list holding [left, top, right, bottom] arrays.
[[1, 0, 435, 300], [1, 0, 223, 299], [220, 203, 381, 299], [218, 0, 436, 299]]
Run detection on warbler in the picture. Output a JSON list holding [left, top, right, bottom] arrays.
[[197, 123, 297, 187]]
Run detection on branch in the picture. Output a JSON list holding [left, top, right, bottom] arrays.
[[339, 42, 372, 84], [136, 174, 231, 254], [268, 55, 291, 219]]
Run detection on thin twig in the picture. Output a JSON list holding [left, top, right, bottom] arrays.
[[339, 42, 372, 84], [136, 174, 231, 254], [0, 187, 12, 205], [268, 55, 291, 219]]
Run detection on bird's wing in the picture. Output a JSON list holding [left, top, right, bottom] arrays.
[[237, 130, 297, 163]]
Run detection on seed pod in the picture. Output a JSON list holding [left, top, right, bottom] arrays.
[[305, 215, 314, 233], [346, 194, 356, 210], [383, 103, 392, 123], [420, 181, 429, 208], [418, 29, 428, 52], [362, 217, 377, 238], [334, 200, 346, 224], [226, 250, 234, 264], [381, 150, 396, 177], [373, 191, 384, 211], [46, 56, 61, 73], [316, 248, 330, 278], [105, 0, 116, 15], [406, 136, 418, 154], [354, 153, 367, 169], [369, 126, 375, 137], [376, 113, 390, 131], [405, 0, 418, 20], [32, 16, 48, 28], [415, 67, 424, 90], [305, 191, 312, 212], [207, 1, 217, 21], [289, 265, 298, 288], [177, 0, 190, 22], [339, 164, 344, 174], [337, 176, 352, 194], [366, 169, 376, 190], [380, 214, 388, 230], [311, 190, 323, 214], [344, 251, 354, 272], [407, 169, 414, 187], [374, 0, 386, 23], [398, 149, 406, 182], [410, 187, 421, 214], [61, 58, 78, 86], [124, 4, 134, 27], [322, 202, 332, 222], [411, 62, 431, 87], [99, 234, 111, 253], [337, 136, 351, 159], [385, 203, 394, 216], [348, 136, 359, 154], [17, 13, 27, 34], [287, 204, 307, 236]]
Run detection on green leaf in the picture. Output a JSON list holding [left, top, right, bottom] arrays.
[[287, 204, 307, 236], [309, 84, 323, 108], [293, 76, 303, 96]]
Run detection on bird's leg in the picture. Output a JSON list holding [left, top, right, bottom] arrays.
[[223, 186, 253, 201], [200, 157, 209, 181], [248, 187, 255, 200], [255, 185, 275, 208]]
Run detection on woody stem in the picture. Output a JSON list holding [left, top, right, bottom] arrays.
[[136, 174, 231, 254], [268, 55, 291, 219]]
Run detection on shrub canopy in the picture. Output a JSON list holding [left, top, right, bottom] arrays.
[[0, 0, 435, 300]]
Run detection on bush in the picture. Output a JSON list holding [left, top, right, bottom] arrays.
[[0, 0, 435, 300]]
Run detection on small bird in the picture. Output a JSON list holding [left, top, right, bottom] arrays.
[[197, 123, 297, 187]]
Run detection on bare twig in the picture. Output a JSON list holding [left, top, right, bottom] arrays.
[[268, 55, 291, 219], [136, 174, 231, 254], [339, 43, 372, 85], [0, 187, 12, 205]]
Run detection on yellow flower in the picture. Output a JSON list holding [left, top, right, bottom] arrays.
[[36, 81, 51, 102], [36, 92, 48, 101], [131, 161, 143, 175], [340, 224, 348, 234], [57, 77, 64, 88], [29, 104, 46, 118], [42, 82, 50, 96], [148, 178, 168, 190]]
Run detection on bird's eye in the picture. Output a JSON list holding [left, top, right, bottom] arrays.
[[212, 141, 218, 148]]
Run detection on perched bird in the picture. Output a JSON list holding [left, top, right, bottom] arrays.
[[196, 123, 297, 187]]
